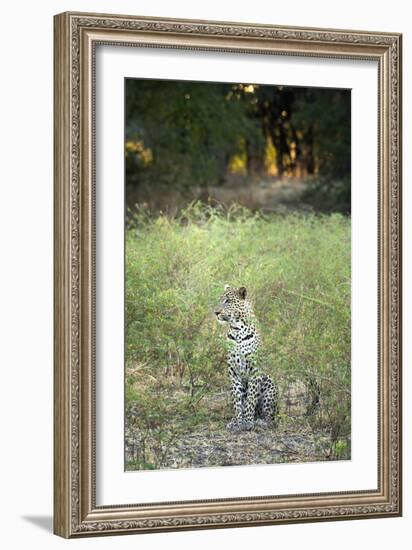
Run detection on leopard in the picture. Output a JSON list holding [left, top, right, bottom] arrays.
[[214, 284, 279, 432]]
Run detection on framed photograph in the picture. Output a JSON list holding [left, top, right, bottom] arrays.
[[53, 11, 402, 538]]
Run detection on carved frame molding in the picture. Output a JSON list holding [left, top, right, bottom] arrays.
[[54, 12, 402, 538]]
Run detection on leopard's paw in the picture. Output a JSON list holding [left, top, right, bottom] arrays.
[[255, 418, 271, 429], [242, 420, 255, 431], [227, 419, 243, 432]]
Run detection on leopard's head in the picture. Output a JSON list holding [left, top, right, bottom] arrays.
[[214, 285, 252, 328]]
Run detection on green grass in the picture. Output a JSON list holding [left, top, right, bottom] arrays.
[[125, 202, 351, 469]]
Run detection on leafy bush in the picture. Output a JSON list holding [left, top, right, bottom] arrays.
[[125, 202, 351, 469]]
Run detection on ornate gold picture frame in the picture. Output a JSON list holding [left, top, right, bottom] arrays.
[[53, 11, 402, 538]]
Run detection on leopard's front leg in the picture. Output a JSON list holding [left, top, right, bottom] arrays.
[[243, 375, 261, 430], [227, 366, 245, 432]]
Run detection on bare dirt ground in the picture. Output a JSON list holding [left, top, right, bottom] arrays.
[[154, 427, 330, 469], [125, 423, 332, 470], [127, 176, 312, 216], [201, 177, 309, 213], [125, 382, 338, 470]]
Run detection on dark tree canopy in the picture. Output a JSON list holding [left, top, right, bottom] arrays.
[[125, 79, 351, 213]]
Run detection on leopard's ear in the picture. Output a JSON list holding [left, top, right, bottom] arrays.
[[238, 287, 247, 299], [224, 284, 230, 290]]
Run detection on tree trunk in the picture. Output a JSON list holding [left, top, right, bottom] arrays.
[[246, 139, 265, 176], [306, 125, 315, 175]]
